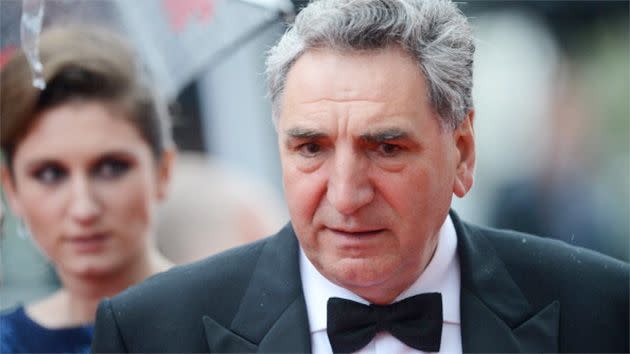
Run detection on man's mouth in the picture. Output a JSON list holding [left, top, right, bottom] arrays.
[[327, 227, 386, 237]]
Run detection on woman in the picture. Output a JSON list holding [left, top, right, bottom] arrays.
[[0, 27, 175, 353]]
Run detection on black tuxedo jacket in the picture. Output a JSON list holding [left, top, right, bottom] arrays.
[[91, 212, 629, 353]]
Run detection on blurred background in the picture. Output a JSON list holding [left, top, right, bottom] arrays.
[[1, 0, 628, 310]]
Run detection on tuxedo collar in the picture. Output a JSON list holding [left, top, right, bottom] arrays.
[[451, 210, 560, 353]]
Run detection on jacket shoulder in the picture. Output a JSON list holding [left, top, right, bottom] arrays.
[[466, 222, 628, 281], [463, 222, 628, 322], [93, 235, 277, 353], [107, 236, 269, 327]]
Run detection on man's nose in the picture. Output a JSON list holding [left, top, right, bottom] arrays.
[[67, 176, 101, 224], [326, 149, 374, 215]]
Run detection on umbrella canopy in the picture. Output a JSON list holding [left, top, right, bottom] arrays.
[[1, 0, 293, 100]]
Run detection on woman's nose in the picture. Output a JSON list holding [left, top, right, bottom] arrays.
[[67, 176, 102, 224]]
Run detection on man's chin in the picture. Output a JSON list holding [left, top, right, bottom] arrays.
[[327, 257, 401, 290]]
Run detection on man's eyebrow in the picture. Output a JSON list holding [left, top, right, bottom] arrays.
[[285, 127, 326, 139], [360, 128, 409, 143]]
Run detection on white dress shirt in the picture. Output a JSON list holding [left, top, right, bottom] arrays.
[[300, 215, 462, 354]]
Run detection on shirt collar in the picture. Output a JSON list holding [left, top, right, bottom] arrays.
[[300, 214, 461, 333]]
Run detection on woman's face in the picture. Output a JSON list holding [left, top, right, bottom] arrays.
[[2, 101, 172, 278]]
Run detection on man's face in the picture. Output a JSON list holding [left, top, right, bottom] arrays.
[[278, 46, 475, 304]]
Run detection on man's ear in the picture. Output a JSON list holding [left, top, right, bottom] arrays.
[[452, 110, 475, 198], [1, 165, 24, 217], [156, 149, 176, 201]]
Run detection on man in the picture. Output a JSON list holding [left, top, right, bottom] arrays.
[[92, 0, 629, 353]]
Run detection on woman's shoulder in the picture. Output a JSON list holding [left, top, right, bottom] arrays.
[[0, 304, 29, 330], [1, 304, 94, 353], [1, 305, 33, 353]]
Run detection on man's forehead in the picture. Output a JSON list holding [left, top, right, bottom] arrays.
[[284, 47, 426, 99]]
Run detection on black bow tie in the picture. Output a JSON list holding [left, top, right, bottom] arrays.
[[326, 293, 443, 353]]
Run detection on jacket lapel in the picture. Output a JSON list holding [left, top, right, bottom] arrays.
[[452, 211, 560, 353], [203, 224, 311, 353], [203, 316, 257, 352]]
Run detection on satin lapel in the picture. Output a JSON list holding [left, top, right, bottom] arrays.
[[203, 316, 257, 353], [451, 211, 560, 353], [257, 294, 311, 352], [229, 223, 311, 353]]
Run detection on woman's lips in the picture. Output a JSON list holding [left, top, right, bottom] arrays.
[[66, 233, 109, 253]]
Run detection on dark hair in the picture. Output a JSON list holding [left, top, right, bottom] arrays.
[[0, 26, 172, 170]]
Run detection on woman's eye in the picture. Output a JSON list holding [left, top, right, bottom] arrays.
[[298, 143, 322, 157], [32, 164, 67, 184], [94, 159, 130, 179], [378, 143, 402, 157]]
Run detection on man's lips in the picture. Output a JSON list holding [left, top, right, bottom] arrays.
[[326, 227, 386, 237]]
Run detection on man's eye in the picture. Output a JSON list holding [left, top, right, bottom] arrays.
[[32, 164, 67, 185], [378, 143, 402, 157], [298, 143, 322, 157], [93, 159, 130, 179]]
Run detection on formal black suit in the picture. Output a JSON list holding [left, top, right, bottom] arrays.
[[91, 211, 629, 353]]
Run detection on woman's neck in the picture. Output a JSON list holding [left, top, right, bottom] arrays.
[[27, 247, 172, 328]]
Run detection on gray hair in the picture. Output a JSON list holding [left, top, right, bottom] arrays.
[[266, 0, 475, 129]]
